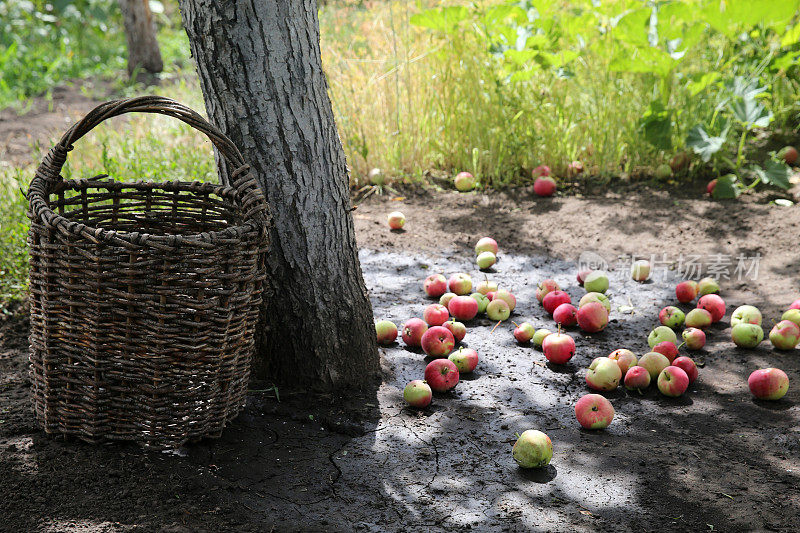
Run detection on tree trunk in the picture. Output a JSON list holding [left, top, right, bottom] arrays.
[[178, 0, 380, 391], [118, 0, 163, 75]]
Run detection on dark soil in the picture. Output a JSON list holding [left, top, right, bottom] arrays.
[[2, 184, 800, 532]]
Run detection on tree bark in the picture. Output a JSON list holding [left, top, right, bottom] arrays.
[[118, 0, 164, 75], [178, 0, 380, 391]]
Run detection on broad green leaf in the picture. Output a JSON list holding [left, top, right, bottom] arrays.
[[686, 125, 726, 162], [688, 72, 721, 96], [712, 174, 740, 199], [729, 98, 772, 128], [538, 50, 578, 68], [609, 44, 675, 76], [638, 101, 673, 150], [758, 159, 792, 189], [410, 7, 469, 34], [780, 22, 800, 48], [613, 7, 651, 46]]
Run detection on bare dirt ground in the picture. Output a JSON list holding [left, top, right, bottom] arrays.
[[2, 181, 800, 532]]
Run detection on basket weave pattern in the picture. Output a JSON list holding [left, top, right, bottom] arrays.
[[27, 96, 269, 448]]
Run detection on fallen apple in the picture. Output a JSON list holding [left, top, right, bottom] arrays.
[[681, 328, 706, 350], [494, 290, 517, 312], [532, 328, 552, 348], [731, 323, 763, 348], [543, 290, 572, 315], [653, 341, 679, 363], [675, 280, 699, 303], [577, 270, 592, 286], [657, 366, 690, 397], [423, 274, 448, 298], [579, 292, 611, 312], [697, 294, 726, 322], [447, 296, 479, 321], [443, 320, 466, 343], [448, 273, 473, 295], [476, 279, 498, 295], [654, 164, 672, 180], [476, 251, 497, 270], [670, 151, 690, 172], [684, 308, 713, 329], [486, 299, 511, 321], [672, 356, 698, 384], [469, 292, 489, 314], [577, 302, 609, 333], [543, 331, 575, 364], [648, 325, 678, 348], [553, 303, 578, 326], [532, 165, 551, 178], [475, 237, 499, 255], [586, 357, 622, 391], [375, 320, 398, 345], [368, 167, 384, 185], [401, 318, 428, 347], [697, 276, 719, 296], [403, 380, 432, 408], [424, 359, 460, 392], [533, 177, 556, 197], [423, 304, 450, 326], [449, 347, 479, 373], [748, 368, 789, 400], [420, 326, 455, 358], [731, 305, 762, 327], [608, 349, 637, 376], [387, 211, 405, 230], [624, 366, 651, 391], [512, 430, 553, 468], [574, 394, 614, 429], [791, 299, 800, 310], [513, 322, 535, 344], [706, 179, 717, 195], [631, 260, 651, 282], [583, 271, 609, 294], [439, 292, 457, 307], [659, 306, 685, 329], [454, 171, 477, 191], [769, 320, 800, 350], [778, 146, 798, 165], [536, 279, 560, 302], [781, 308, 800, 328], [638, 351, 671, 380], [567, 160, 584, 176]]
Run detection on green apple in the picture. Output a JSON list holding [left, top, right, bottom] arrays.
[[583, 271, 609, 294], [512, 430, 553, 468], [470, 293, 489, 314], [648, 326, 678, 348], [731, 323, 764, 348], [486, 299, 511, 321], [638, 352, 670, 380], [579, 292, 610, 312], [731, 305, 762, 327], [697, 276, 719, 296], [532, 329, 552, 348]]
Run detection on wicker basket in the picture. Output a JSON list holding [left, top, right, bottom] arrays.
[[27, 96, 270, 448]]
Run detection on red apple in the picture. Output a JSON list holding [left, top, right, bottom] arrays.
[[532, 165, 551, 178], [513, 322, 535, 344], [447, 273, 473, 295], [401, 318, 428, 347], [443, 320, 466, 343], [748, 368, 789, 400], [494, 290, 517, 312], [684, 308, 712, 329], [706, 178, 717, 195], [423, 304, 449, 326], [447, 295, 479, 321], [608, 349, 637, 376], [536, 279, 560, 302], [448, 347, 478, 373], [574, 394, 614, 429], [672, 356, 698, 384], [577, 270, 592, 286], [423, 274, 448, 298], [577, 302, 609, 333], [543, 290, 571, 314], [670, 152, 691, 172], [778, 146, 798, 165], [553, 303, 578, 326], [533, 177, 556, 197], [697, 294, 725, 323], [769, 320, 800, 350], [424, 359, 460, 392], [624, 366, 651, 391], [403, 380, 432, 408], [653, 341, 679, 363], [543, 332, 575, 365], [375, 320, 398, 345], [681, 327, 706, 350], [567, 160, 584, 176], [387, 211, 405, 229], [475, 237, 498, 255], [790, 298, 800, 310], [675, 280, 699, 303], [657, 366, 690, 397], [420, 326, 455, 358], [586, 357, 622, 391]]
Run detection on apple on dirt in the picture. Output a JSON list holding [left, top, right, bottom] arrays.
[[672, 356, 698, 384], [567, 160, 584, 177], [748, 368, 789, 400], [476, 251, 497, 270], [403, 380, 432, 408], [654, 164, 672, 180], [583, 271, 609, 294], [648, 325, 678, 348], [781, 308, 800, 329], [423, 304, 450, 326], [513, 322, 535, 344], [574, 394, 615, 429], [387, 211, 406, 230], [652, 341, 679, 363], [375, 320, 398, 345], [659, 306, 685, 329], [494, 290, 517, 312], [731, 323, 764, 348], [475, 237, 499, 255], [657, 366, 690, 397], [586, 357, 622, 391], [454, 171, 477, 192], [577, 302, 609, 333], [731, 305, 762, 327], [542, 329, 575, 364], [532, 328, 552, 348], [769, 320, 800, 350], [486, 298, 511, 321], [631, 260, 651, 281], [638, 351, 671, 381], [420, 326, 455, 358], [706, 179, 717, 195], [476, 279, 498, 295], [443, 320, 466, 343], [401, 318, 428, 347], [439, 292, 457, 307], [791, 299, 800, 310], [675, 280, 699, 303], [536, 279, 561, 302], [447, 295, 479, 321], [512, 430, 553, 468], [697, 276, 720, 296], [449, 347, 479, 373], [533, 177, 557, 197], [778, 146, 798, 165], [608, 349, 637, 376], [670, 152, 691, 173], [423, 274, 448, 298], [697, 294, 725, 322], [681, 327, 706, 350], [543, 290, 571, 315], [448, 273, 473, 295], [576, 270, 592, 286], [579, 292, 610, 311], [684, 308, 713, 329], [470, 292, 489, 314], [624, 366, 651, 392], [532, 165, 551, 178], [424, 358, 460, 392], [553, 303, 578, 326]]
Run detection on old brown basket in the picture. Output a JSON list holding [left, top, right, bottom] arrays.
[[27, 96, 269, 449]]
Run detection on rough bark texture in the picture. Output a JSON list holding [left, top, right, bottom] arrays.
[[178, 0, 380, 391], [118, 0, 164, 74]]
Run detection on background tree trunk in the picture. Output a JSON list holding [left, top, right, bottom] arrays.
[[178, 0, 380, 391], [118, 0, 163, 75]]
